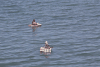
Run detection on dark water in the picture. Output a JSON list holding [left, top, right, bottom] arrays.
[[0, 0, 100, 67]]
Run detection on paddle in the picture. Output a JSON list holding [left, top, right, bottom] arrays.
[[50, 47, 53, 48]]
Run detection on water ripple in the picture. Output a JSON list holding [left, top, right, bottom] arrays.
[[0, 0, 100, 67]]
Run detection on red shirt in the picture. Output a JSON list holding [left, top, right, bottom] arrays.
[[32, 22, 37, 25]]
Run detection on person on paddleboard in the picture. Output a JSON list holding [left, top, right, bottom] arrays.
[[45, 41, 50, 49], [32, 19, 37, 25]]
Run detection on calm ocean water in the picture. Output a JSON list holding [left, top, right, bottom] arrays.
[[0, 0, 100, 67]]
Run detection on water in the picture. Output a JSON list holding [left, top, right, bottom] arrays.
[[0, 0, 100, 67]]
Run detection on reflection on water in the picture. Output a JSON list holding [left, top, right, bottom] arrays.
[[40, 51, 51, 58], [32, 27, 36, 32], [32, 26, 41, 32]]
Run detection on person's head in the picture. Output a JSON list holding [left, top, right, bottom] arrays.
[[45, 41, 48, 44], [33, 19, 35, 22]]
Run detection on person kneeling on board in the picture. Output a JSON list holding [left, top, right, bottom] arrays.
[[45, 41, 50, 49], [32, 19, 37, 25]]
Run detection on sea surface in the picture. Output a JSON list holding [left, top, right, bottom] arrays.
[[0, 0, 100, 67]]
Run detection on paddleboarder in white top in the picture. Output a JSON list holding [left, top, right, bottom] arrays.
[[45, 41, 50, 49]]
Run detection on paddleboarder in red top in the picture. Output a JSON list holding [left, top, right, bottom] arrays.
[[32, 19, 37, 25]]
